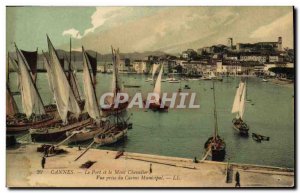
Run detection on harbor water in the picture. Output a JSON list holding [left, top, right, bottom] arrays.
[[8, 73, 294, 168]]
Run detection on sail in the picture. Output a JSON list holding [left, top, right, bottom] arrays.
[[82, 47, 101, 120], [43, 53, 55, 97], [86, 52, 97, 84], [231, 82, 244, 113], [153, 65, 163, 104], [69, 70, 82, 101], [8, 55, 21, 90], [47, 36, 81, 122], [239, 83, 246, 119], [210, 71, 216, 78], [6, 85, 19, 116], [8, 55, 19, 72], [151, 63, 159, 80], [16, 46, 45, 117], [20, 50, 38, 82]]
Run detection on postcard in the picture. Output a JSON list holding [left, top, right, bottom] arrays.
[[6, 6, 294, 188]]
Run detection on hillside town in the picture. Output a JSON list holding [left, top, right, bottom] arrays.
[[118, 37, 294, 79]]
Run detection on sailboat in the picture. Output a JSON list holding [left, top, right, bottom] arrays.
[[101, 47, 128, 117], [42, 52, 58, 114], [146, 65, 169, 112], [231, 80, 249, 136], [94, 108, 131, 146], [65, 38, 85, 110], [168, 72, 180, 83], [7, 45, 57, 133], [204, 81, 226, 161], [65, 47, 105, 143], [30, 36, 91, 141], [145, 63, 159, 82], [6, 85, 19, 118]]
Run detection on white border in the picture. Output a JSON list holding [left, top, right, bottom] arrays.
[[0, 1, 298, 193]]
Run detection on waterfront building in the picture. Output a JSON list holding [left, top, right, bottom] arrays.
[[236, 37, 282, 52], [133, 60, 147, 74], [223, 53, 239, 61], [240, 52, 268, 64]]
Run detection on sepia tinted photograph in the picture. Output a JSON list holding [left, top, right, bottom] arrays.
[[6, 6, 294, 188]]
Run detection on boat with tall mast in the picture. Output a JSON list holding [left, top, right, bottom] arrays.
[[204, 81, 226, 161], [168, 72, 180, 83], [231, 80, 249, 136], [29, 36, 91, 141], [65, 38, 85, 110], [145, 63, 159, 82], [146, 64, 169, 112], [65, 47, 106, 143], [94, 47, 131, 146], [101, 47, 128, 117], [6, 85, 19, 118], [7, 45, 57, 133]]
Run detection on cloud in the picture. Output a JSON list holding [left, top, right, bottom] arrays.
[[62, 7, 123, 39], [62, 28, 82, 39], [61, 7, 293, 53], [83, 7, 123, 36], [250, 12, 293, 46]]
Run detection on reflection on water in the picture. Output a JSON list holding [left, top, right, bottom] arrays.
[[8, 73, 294, 168]]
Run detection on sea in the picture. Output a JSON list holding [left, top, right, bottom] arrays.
[[8, 73, 295, 168]]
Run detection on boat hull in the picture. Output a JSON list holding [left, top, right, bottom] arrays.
[[94, 128, 128, 146], [66, 127, 103, 143], [30, 119, 91, 142], [232, 118, 249, 136], [149, 103, 169, 112], [101, 102, 128, 117], [211, 149, 226, 161], [204, 136, 226, 162], [7, 115, 57, 133]]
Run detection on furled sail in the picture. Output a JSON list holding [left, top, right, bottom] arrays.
[[231, 82, 244, 113], [47, 36, 81, 122], [20, 49, 38, 82], [239, 83, 246, 119], [153, 65, 163, 104], [6, 85, 19, 116], [82, 47, 101, 121], [111, 47, 122, 99], [16, 45, 45, 117], [69, 69, 82, 101], [86, 52, 97, 85], [151, 63, 159, 80]]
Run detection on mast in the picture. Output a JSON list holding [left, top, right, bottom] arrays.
[[95, 52, 97, 85], [212, 81, 218, 139], [68, 37, 72, 82], [36, 47, 38, 83], [65, 39, 81, 102], [82, 46, 101, 121], [7, 52, 9, 82], [111, 46, 120, 98], [69, 37, 72, 72]]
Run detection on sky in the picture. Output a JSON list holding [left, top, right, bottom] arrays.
[[6, 6, 294, 54]]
